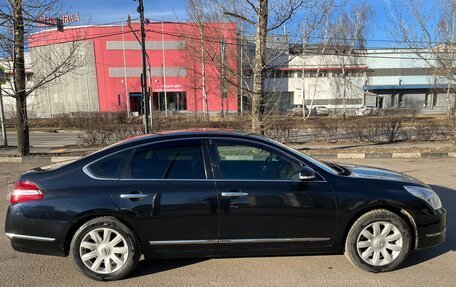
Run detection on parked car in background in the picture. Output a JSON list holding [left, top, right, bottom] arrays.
[[5, 130, 446, 281], [355, 105, 378, 116], [287, 104, 308, 116], [310, 106, 330, 116]]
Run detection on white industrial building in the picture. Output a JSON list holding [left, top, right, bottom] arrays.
[[244, 36, 455, 114], [0, 52, 37, 118], [364, 49, 452, 112]]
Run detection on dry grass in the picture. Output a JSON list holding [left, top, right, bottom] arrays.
[[5, 111, 454, 147]]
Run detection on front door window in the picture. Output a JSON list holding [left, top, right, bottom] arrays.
[[214, 143, 302, 180]]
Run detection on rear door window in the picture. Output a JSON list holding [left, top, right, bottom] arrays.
[[129, 144, 206, 179]]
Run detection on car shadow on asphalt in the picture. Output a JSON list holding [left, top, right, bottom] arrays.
[[128, 258, 208, 278], [403, 184, 455, 268]]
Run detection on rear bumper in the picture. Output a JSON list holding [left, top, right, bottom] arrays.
[[6, 233, 66, 257], [5, 205, 70, 257], [415, 208, 446, 250]]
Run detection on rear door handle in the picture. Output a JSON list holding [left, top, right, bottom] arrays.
[[120, 193, 149, 199], [221, 192, 249, 197]]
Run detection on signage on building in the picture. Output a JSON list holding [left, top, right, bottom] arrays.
[[37, 14, 81, 27], [154, 84, 184, 92]]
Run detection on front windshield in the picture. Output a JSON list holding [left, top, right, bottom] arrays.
[[252, 135, 338, 175]]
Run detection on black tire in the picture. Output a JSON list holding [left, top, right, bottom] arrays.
[[70, 216, 141, 281], [344, 209, 411, 273]]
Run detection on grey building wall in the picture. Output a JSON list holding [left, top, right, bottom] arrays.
[[108, 67, 187, 78], [30, 41, 99, 117], [106, 41, 186, 50]]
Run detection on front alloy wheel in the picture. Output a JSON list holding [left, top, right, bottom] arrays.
[[345, 209, 411, 272], [356, 221, 403, 266], [70, 217, 140, 281]]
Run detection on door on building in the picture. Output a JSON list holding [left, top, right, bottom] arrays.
[[129, 93, 143, 115], [377, 96, 384, 109]]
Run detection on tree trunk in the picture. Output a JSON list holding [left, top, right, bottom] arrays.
[[446, 83, 452, 116], [13, 0, 30, 156], [199, 24, 209, 122], [342, 66, 347, 120], [251, 0, 268, 134]]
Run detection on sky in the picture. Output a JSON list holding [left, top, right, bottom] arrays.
[[60, 0, 436, 48], [62, 0, 187, 24]]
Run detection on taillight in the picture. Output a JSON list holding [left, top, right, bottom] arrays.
[[10, 181, 44, 204]]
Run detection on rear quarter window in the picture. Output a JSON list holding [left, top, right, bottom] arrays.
[[87, 150, 131, 179]]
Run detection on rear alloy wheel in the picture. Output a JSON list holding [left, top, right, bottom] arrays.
[[70, 217, 140, 281], [345, 209, 411, 272]]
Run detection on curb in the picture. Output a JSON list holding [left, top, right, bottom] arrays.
[[0, 156, 82, 163], [0, 152, 455, 164], [303, 152, 456, 159]]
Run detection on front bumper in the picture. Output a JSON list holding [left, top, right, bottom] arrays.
[[415, 208, 446, 250]]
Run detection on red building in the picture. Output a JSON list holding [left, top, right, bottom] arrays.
[[28, 22, 238, 116]]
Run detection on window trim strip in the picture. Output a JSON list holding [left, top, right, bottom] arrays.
[[82, 136, 329, 182]]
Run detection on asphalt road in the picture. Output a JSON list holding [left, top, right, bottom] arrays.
[[2, 130, 82, 149], [0, 158, 455, 287]]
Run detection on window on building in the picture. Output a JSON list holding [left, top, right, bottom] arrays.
[[153, 92, 187, 112], [308, 71, 317, 78], [424, 93, 431, 107]]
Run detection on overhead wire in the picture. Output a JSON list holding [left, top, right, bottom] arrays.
[[28, 20, 455, 63]]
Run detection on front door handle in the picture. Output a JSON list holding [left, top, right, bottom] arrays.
[[221, 191, 249, 197], [120, 193, 149, 200]]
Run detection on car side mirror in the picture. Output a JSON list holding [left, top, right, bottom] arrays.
[[299, 166, 316, 181]]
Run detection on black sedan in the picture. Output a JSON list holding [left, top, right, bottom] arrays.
[[5, 130, 446, 281]]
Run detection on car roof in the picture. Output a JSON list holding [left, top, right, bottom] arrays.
[[122, 128, 245, 145]]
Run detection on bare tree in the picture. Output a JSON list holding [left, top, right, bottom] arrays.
[[184, 0, 336, 133], [186, 0, 210, 120], [326, 3, 371, 118], [390, 0, 456, 112], [182, 1, 245, 122], [0, 0, 86, 155]]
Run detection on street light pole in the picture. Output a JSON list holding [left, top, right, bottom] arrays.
[[137, 0, 149, 133], [161, 20, 168, 117], [0, 86, 7, 147], [0, 66, 7, 147]]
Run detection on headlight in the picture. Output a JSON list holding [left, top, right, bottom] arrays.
[[404, 186, 442, 210]]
